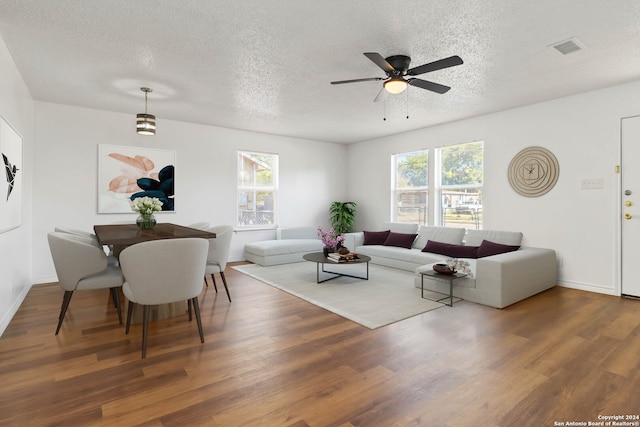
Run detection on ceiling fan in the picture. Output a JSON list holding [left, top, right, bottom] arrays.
[[331, 52, 463, 102]]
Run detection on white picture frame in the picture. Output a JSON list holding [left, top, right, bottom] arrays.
[[98, 144, 176, 214]]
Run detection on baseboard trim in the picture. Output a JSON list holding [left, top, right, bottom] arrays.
[[0, 284, 31, 337], [557, 280, 617, 296]]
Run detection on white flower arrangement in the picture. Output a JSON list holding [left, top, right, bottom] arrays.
[[130, 196, 163, 216], [446, 258, 474, 278]]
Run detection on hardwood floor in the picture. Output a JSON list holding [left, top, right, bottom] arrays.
[[1, 264, 640, 427]]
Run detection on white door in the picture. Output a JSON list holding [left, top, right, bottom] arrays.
[[621, 116, 640, 297]]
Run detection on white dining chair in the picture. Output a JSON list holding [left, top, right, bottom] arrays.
[[119, 238, 209, 358], [54, 226, 117, 265], [47, 232, 124, 334], [204, 225, 233, 302]]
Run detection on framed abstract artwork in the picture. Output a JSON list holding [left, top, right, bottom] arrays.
[[0, 116, 23, 234], [98, 144, 176, 214]]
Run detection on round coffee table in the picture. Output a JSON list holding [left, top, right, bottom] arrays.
[[303, 252, 371, 283]]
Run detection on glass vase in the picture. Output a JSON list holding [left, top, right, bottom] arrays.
[[136, 214, 157, 230]]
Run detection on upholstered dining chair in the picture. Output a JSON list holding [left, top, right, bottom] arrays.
[[54, 226, 117, 265], [187, 221, 210, 230], [204, 225, 233, 302], [119, 238, 209, 358], [47, 232, 124, 334]]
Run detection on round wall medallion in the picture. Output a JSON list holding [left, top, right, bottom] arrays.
[[508, 146, 559, 197]]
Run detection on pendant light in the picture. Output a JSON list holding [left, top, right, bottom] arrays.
[[136, 87, 156, 135]]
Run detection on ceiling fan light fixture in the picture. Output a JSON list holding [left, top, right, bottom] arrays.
[[136, 87, 156, 135], [384, 77, 408, 94]]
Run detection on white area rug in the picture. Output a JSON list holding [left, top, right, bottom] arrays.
[[233, 262, 451, 329]]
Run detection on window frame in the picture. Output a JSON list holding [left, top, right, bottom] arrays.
[[390, 141, 483, 229], [436, 140, 484, 229], [237, 150, 279, 229], [390, 149, 429, 225]]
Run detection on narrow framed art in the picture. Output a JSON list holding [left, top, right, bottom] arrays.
[[0, 116, 23, 234], [98, 144, 176, 214]]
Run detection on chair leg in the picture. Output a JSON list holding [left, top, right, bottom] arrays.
[[110, 287, 123, 325], [220, 272, 231, 303], [192, 297, 205, 343], [125, 301, 134, 334], [203, 276, 208, 288], [187, 299, 193, 321], [142, 305, 150, 359], [210, 274, 219, 293], [55, 290, 74, 335]]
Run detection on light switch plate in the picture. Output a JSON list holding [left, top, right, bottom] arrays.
[[581, 178, 603, 189]]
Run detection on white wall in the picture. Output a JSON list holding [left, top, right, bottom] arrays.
[[347, 80, 640, 295], [0, 37, 34, 333], [32, 102, 348, 283]]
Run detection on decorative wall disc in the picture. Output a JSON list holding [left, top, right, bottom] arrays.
[[508, 146, 559, 197]]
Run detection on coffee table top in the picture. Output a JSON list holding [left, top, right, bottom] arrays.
[[303, 252, 371, 264]]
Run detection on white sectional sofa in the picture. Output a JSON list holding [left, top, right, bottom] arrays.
[[244, 226, 322, 266], [343, 222, 557, 309], [244, 223, 557, 309]]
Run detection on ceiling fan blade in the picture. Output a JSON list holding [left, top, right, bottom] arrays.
[[330, 77, 385, 85], [373, 87, 388, 103], [363, 52, 395, 73], [408, 78, 451, 94], [406, 55, 463, 76]]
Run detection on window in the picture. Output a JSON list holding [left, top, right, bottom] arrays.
[[391, 142, 483, 228], [237, 150, 278, 227], [391, 150, 428, 224], [438, 141, 483, 229]]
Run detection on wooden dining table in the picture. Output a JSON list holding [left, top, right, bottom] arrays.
[[94, 222, 216, 257], [93, 222, 217, 323]]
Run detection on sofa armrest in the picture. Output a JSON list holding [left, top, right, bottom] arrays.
[[343, 232, 364, 251], [475, 247, 557, 308]]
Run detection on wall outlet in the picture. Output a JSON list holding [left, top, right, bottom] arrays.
[[581, 178, 603, 189]]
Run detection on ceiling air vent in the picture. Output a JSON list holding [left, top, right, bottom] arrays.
[[550, 37, 584, 55]]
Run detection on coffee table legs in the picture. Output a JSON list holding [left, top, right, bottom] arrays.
[[315, 261, 369, 284]]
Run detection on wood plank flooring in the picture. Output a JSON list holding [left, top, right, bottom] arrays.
[[1, 264, 640, 426]]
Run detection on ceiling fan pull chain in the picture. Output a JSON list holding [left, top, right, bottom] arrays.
[[406, 87, 410, 119], [383, 99, 387, 121]]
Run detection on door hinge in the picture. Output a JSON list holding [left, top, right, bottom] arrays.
[[616, 165, 621, 173]]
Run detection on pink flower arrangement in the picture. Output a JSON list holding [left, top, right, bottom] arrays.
[[317, 227, 345, 248]]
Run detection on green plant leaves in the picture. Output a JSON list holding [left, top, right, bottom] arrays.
[[329, 201, 357, 234]]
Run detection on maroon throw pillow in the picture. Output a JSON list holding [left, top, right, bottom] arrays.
[[476, 240, 520, 258], [383, 232, 418, 249], [363, 230, 390, 245], [422, 240, 479, 258]]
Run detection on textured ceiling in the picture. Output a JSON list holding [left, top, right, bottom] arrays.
[[1, 1, 639, 144]]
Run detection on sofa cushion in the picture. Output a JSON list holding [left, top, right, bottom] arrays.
[[422, 240, 479, 258], [476, 240, 520, 258], [413, 226, 466, 249], [384, 222, 419, 234], [383, 232, 418, 249], [245, 239, 322, 256], [357, 245, 446, 265], [363, 230, 390, 245], [465, 230, 523, 246]]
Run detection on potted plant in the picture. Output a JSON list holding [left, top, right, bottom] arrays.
[[329, 201, 357, 234]]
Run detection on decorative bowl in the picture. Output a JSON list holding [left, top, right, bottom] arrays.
[[433, 263, 456, 275]]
